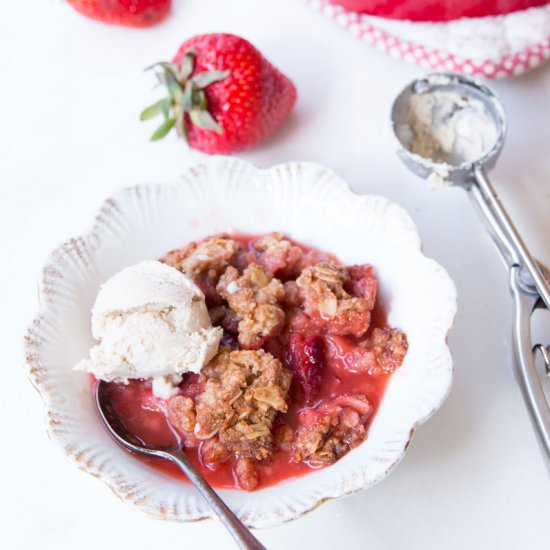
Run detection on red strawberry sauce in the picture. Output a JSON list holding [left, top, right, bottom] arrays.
[[96, 234, 398, 490]]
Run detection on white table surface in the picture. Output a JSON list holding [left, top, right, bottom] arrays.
[[2, 0, 550, 548]]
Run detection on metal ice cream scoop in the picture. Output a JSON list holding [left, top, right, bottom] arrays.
[[391, 73, 550, 465]]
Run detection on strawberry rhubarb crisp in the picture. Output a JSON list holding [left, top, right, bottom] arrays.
[[87, 233, 408, 491]]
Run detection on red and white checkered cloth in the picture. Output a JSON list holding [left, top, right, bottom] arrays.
[[306, 0, 550, 78]]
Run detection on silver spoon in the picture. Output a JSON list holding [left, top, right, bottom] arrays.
[[95, 380, 266, 550], [391, 73, 550, 467]]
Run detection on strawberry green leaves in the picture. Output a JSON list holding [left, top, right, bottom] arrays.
[[141, 49, 230, 142], [190, 110, 222, 134], [150, 117, 176, 141], [191, 70, 230, 89], [139, 98, 171, 121], [179, 50, 196, 80]]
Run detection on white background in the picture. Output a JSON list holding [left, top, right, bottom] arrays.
[[2, 0, 550, 548]]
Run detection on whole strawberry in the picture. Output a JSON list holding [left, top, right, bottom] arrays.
[[67, 0, 170, 27], [287, 334, 325, 403], [140, 34, 297, 154]]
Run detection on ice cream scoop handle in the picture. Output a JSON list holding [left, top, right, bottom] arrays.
[[510, 266, 550, 467], [166, 450, 266, 550], [468, 170, 550, 466], [474, 165, 550, 309], [470, 177, 550, 469]]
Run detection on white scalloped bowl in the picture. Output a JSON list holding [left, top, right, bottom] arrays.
[[25, 158, 456, 528]]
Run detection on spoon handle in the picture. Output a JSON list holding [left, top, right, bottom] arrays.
[[168, 450, 266, 550]]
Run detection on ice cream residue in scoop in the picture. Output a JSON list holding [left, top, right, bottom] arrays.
[[397, 89, 499, 188]]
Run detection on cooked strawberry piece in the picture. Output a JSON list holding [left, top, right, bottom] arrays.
[[326, 328, 408, 376], [344, 265, 377, 308], [283, 281, 302, 307], [318, 307, 371, 338], [273, 424, 294, 452], [288, 305, 372, 339], [262, 336, 286, 363], [324, 334, 371, 374], [287, 333, 325, 402], [285, 310, 319, 337], [251, 233, 304, 278], [178, 373, 204, 399], [234, 457, 259, 491], [332, 394, 372, 419], [200, 438, 231, 470]]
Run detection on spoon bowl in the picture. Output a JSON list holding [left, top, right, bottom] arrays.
[[95, 381, 180, 455]]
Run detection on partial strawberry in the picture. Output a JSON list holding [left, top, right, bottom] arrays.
[[325, 328, 408, 376], [140, 33, 297, 154], [67, 0, 170, 27], [287, 333, 325, 403]]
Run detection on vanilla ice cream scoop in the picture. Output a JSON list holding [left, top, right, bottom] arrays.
[[76, 260, 222, 394]]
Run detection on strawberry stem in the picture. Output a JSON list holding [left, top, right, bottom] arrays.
[[141, 50, 230, 142]]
